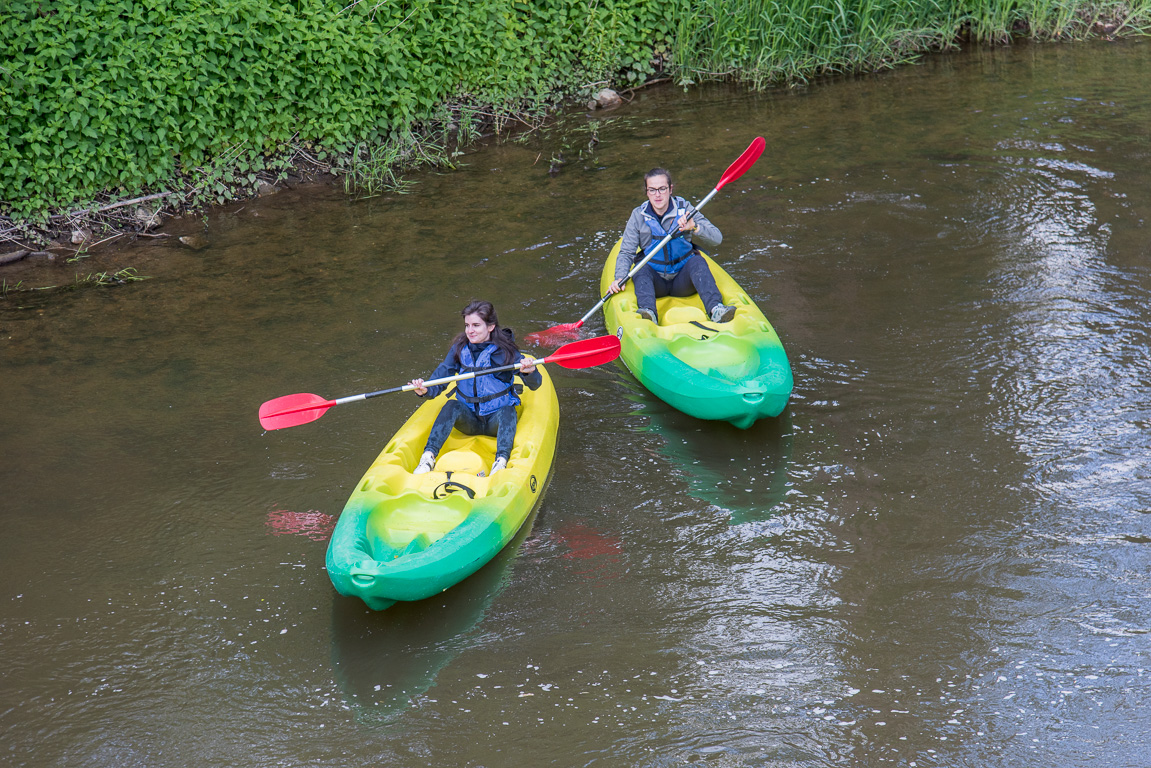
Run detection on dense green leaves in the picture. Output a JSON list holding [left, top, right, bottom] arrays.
[[0, 0, 674, 216]]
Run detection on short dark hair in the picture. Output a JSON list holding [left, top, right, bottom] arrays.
[[644, 168, 673, 186]]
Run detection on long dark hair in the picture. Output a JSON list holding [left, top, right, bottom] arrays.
[[449, 300, 519, 363]]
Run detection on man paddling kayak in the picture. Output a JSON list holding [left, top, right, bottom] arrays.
[[409, 300, 541, 475], [607, 167, 736, 324]]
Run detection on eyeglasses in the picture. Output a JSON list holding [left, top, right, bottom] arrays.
[[646, 185, 670, 195]]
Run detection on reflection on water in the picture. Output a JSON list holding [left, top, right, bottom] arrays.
[[330, 512, 534, 723], [620, 374, 794, 524], [2, 39, 1151, 767], [265, 508, 337, 541]]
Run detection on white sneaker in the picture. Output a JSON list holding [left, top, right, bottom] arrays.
[[637, 307, 657, 323], [413, 451, 436, 474], [490, 456, 508, 474], [710, 304, 736, 323]]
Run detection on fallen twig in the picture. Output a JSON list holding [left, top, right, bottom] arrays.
[[620, 77, 673, 102], [52, 191, 177, 221]]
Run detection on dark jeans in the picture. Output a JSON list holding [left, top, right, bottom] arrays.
[[633, 253, 722, 319], [423, 401, 518, 461]]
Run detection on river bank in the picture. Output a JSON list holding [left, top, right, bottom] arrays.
[[1, 0, 676, 246], [0, 87, 637, 290], [0, 78, 653, 295], [3, 0, 1147, 282], [0, 174, 341, 295]]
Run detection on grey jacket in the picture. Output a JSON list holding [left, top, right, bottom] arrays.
[[613, 196, 722, 282]]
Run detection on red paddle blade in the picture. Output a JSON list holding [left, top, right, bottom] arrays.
[[544, 334, 621, 368], [716, 136, 766, 191], [259, 393, 336, 431], [524, 320, 584, 345]]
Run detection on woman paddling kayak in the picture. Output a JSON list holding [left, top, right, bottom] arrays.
[[326, 307, 560, 610], [409, 300, 541, 475], [607, 167, 736, 325]]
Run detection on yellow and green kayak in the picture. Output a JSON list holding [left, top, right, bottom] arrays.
[[600, 242, 792, 428], [326, 367, 558, 610]]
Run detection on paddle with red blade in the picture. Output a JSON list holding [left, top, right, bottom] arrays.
[[259, 334, 621, 431], [525, 136, 767, 345]]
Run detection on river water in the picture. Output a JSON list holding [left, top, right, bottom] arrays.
[[3, 39, 1149, 767]]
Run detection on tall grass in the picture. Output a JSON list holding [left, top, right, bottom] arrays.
[[341, 131, 449, 198], [676, 0, 1151, 86], [676, 0, 961, 85], [998, 0, 1151, 38]]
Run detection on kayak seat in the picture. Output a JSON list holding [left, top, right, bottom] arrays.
[[661, 305, 709, 327], [435, 449, 485, 475]]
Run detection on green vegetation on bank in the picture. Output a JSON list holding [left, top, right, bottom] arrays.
[[1, 0, 678, 225], [2, 0, 1149, 235], [678, 0, 1151, 83]]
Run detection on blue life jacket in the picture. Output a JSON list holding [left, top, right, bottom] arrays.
[[638, 197, 696, 278], [454, 342, 520, 416]]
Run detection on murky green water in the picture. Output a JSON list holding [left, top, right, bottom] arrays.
[[3, 40, 1150, 767]]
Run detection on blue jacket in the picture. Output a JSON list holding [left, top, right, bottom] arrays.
[[419, 333, 542, 416], [639, 201, 697, 277], [614, 195, 722, 282]]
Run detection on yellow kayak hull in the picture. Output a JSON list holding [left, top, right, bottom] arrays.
[[601, 242, 792, 427], [326, 368, 558, 610]]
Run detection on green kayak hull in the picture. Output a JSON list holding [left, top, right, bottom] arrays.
[[600, 242, 792, 428], [326, 368, 558, 610]]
